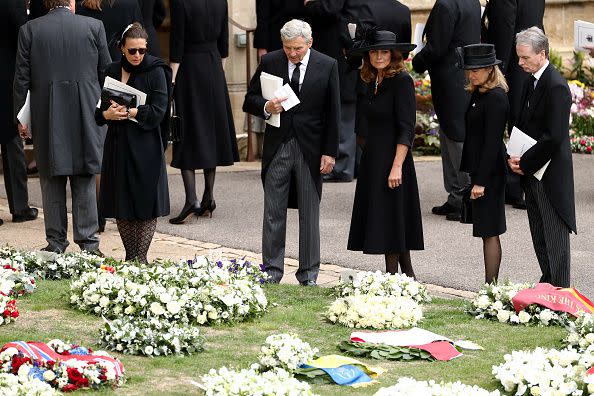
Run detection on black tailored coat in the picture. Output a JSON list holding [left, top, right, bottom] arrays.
[[348, 73, 423, 253], [95, 58, 170, 219], [243, 49, 340, 207], [76, 0, 143, 62], [481, 0, 545, 127], [0, 0, 27, 145], [138, 0, 166, 57], [412, 0, 481, 142], [253, 0, 307, 51], [517, 64, 576, 233], [460, 87, 508, 237], [169, 0, 238, 170]]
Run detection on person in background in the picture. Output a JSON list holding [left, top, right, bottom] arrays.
[[481, 0, 545, 210], [458, 44, 508, 284], [0, 0, 38, 226], [347, 29, 423, 278], [76, 0, 143, 61], [243, 19, 340, 286], [508, 27, 576, 288], [137, 0, 166, 57], [14, 0, 111, 253], [254, 0, 307, 59], [168, 0, 239, 224], [412, 0, 481, 221], [95, 23, 170, 263]]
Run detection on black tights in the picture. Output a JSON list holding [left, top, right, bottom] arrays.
[[116, 218, 157, 263], [180, 168, 216, 207], [385, 251, 415, 279], [483, 236, 502, 284]]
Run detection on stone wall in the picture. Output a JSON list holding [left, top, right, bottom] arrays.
[[158, 0, 594, 158]]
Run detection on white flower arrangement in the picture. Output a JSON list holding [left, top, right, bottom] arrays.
[[336, 271, 431, 304], [466, 281, 571, 326], [258, 334, 318, 372], [197, 366, 316, 396], [326, 295, 423, 329], [0, 259, 36, 298], [100, 316, 204, 356], [374, 377, 500, 396], [70, 257, 268, 326], [565, 313, 594, 352], [0, 373, 57, 396], [492, 346, 594, 395]]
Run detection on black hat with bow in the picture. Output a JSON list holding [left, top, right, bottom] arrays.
[[456, 43, 502, 70], [349, 25, 416, 56]]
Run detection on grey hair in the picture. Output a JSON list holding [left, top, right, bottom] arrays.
[[280, 19, 312, 43], [516, 27, 549, 58]]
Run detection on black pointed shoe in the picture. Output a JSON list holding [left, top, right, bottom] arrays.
[[197, 200, 216, 218], [169, 203, 200, 224]]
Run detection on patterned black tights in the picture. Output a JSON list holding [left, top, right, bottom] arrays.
[[116, 218, 157, 263]]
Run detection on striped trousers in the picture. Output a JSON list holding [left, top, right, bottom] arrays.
[[262, 138, 320, 283], [523, 176, 571, 287]]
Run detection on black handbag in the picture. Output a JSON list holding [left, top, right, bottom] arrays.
[[460, 186, 473, 224], [168, 97, 183, 143], [100, 87, 136, 111]]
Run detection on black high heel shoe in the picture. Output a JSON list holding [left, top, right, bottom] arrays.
[[197, 200, 216, 218], [169, 203, 200, 224]]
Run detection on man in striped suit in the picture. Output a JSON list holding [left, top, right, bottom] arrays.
[[508, 27, 576, 287]]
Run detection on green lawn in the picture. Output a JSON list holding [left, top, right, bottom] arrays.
[[1, 281, 566, 395]]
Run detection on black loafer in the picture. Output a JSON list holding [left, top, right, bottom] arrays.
[[300, 280, 318, 286], [431, 202, 456, 215], [12, 207, 38, 223]]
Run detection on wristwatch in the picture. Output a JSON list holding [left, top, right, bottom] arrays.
[[126, 108, 131, 119]]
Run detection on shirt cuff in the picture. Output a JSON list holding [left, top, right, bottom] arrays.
[[263, 101, 271, 120]]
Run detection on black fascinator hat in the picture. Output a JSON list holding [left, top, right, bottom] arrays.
[[349, 25, 416, 56], [456, 44, 502, 70]]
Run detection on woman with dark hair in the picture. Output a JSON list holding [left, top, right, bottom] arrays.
[[76, 0, 143, 61], [95, 22, 171, 263], [168, 0, 239, 224], [458, 43, 509, 284], [347, 29, 424, 278]]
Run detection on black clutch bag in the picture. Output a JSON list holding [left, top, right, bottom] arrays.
[[100, 88, 137, 111], [168, 98, 183, 143], [460, 186, 473, 224]]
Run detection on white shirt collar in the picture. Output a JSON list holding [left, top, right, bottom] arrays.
[[532, 60, 549, 82], [290, 49, 311, 68]]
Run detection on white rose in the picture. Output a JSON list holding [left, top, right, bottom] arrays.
[[518, 311, 531, 323], [99, 296, 110, 308], [160, 293, 172, 304], [166, 300, 181, 315], [144, 345, 154, 355], [89, 294, 100, 303], [150, 302, 165, 316], [538, 310, 553, 323], [585, 333, 594, 343], [475, 295, 491, 310], [493, 300, 504, 310], [497, 310, 511, 323], [43, 370, 56, 382]]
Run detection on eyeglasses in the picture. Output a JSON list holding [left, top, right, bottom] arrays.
[[126, 48, 147, 55]]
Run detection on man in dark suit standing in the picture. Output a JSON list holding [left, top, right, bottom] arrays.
[[14, 0, 111, 253], [253, 0, 307, 59], [412, 0, 481, 221], [243, 19, 340, 286], [0, 0, 39, 226], [481, 0, 545, 209], [508, 27, 575, 288]]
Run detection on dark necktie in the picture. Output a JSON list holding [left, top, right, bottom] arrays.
[[291, 62, 301, 95], [526, 75, 536, 108]]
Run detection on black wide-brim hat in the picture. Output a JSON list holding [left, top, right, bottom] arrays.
[[456, 43, 502, 70], [349, 27, 416, 56]]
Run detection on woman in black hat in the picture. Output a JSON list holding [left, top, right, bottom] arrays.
[[458, 43, 509, 284], [347, 29, 424, 278]]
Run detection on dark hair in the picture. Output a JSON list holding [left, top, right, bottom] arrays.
[[81, 0, 115, 11], [117, 22, 148, 48], [360, 49, 405, 83], [43, 0, 70, 9]]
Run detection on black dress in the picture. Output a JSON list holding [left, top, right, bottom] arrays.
[[95, 56, 170, 220], [460, 87, 508, 237], [138, 0, 166, 57], [76, 0, 143, 62], [348, 72, 424, 254], [169, 0, 239, 169]]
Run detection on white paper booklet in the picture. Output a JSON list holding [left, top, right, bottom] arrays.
[[412, 23, 425, 56], [17, 90, 31, 128], [507, 126, 550, 181], [574, 20, 594, 51], [274, 84, 300, 111], [260, 72, 284, 128], [98, 77, 147, 123]]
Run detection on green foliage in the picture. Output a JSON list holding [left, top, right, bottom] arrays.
[[566, 51, 594, 87], [338, 341, 435, 361], [549, 48, 564, 73]]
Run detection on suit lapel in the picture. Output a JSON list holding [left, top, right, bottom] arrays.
[[276, 53, 290, 85], [298, 49, 321, 100], [524, 64, 551, 123]]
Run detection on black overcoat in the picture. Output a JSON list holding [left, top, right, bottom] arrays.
[[517, 64, 576, 233], [412, 0, 481, 142], [76, 0, 144, 62], [138, 0, 167, 57], [460, 87, 508, 237], [242, 49, 340, 207], [0, 0, 27, 145], [481, 0, 545, 127], [95, 58, 170, 220], [253, 0, 307, 51]]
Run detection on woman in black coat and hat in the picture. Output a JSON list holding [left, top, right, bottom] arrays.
[[458, 43, 509, 284], [96, 22, 170, 263], [347, 29, 424, 278]]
